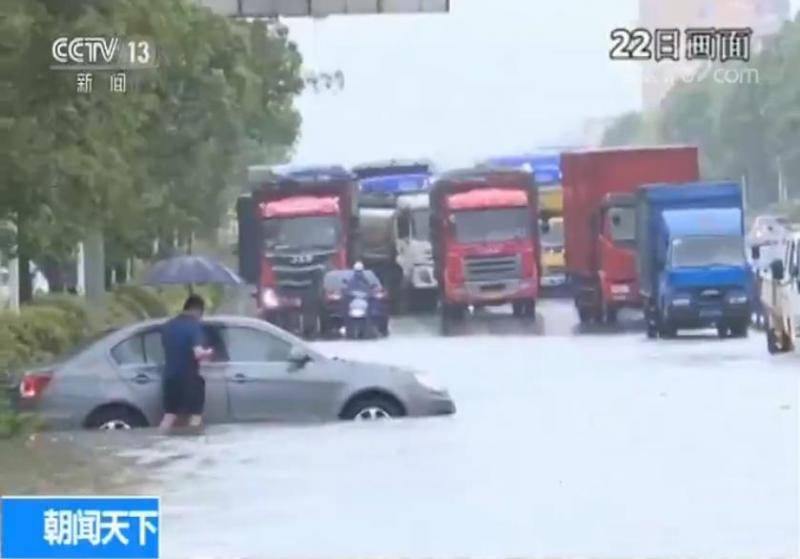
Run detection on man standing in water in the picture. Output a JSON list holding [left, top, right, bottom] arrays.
[[159, 295, 214, 433]]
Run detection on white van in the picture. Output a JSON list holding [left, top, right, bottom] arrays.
[[758, 229, 800, 353]]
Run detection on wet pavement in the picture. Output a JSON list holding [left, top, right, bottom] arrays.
[[3, 298, 799, 558]]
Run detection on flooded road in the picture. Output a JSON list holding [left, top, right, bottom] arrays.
[[4, 299, 799, 558]]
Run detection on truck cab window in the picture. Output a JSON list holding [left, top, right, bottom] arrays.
[[605, 206, 635, 248], [452, 208, 530, 244], [263, 217, 340, 250], [411, 209, 430, 240], [669, 236, 745, 269]]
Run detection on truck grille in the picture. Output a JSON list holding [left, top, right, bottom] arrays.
[[464, 255, 521, 282], [268, 251, 335, 290], [696, 288, 724, 305]]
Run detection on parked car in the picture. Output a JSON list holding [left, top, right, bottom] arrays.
[[14, 315, 454, 430], [321, 269, 390, 338]]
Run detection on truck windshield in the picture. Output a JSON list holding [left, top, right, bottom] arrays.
[[607, 206, 635, 247], [540, 218, 563, 248], [452, 208, 530, 244], [411, 209, 430, 240], [670, 235, 745, 268], [262, 216, 340, 250]]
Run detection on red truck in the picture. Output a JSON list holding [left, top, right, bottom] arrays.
[[430, 168, 540, 333], [562, 146, 699, 323], [236, 166, 359, 337]]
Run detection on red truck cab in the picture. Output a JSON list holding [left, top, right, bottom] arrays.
[[237, 166, 358, 337], [562, 146, 699, 323], [430, 169, 540, 333]]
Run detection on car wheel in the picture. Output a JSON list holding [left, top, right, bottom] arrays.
[[717, 325, 731, 339], [86, 405, 146, 430], [577, 307, 592, 324], [342, 395, 403, 420]]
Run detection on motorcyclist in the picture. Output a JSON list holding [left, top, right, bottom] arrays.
[[344, 262, 374, 337]]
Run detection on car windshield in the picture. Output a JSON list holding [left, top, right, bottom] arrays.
[[540, 219, 564, 248], [670, 235, 745, 268], [607, 206, 635, 247], [262, 216, 340, 251], [452, 208, 530, 244], [411, 209, 430, 240]]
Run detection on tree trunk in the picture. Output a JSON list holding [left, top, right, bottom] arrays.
[[16, 216, 32, 303]]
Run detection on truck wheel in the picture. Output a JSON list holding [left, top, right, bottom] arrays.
[[767, 327, 780, 354], [604, 307, 618, 324], [659, 322, 677, 339], [512, 302, 524, 317], [646, 323, 658, 339], [524, 300, 536, 319], [781, 328, 793, 353], [577, 307, 592, 324]]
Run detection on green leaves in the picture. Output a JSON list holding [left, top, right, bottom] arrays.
[[2, 0, 302, 264]]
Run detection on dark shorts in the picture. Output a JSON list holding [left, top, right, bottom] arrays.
[[163, 374, 205, 415]]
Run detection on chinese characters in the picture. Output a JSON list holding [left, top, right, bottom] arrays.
[[610, 27, 753, 62], [43, 509, 157, 548], [75, 72, 127, 94]]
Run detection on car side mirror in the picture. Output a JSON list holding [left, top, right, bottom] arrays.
[[288, 346, 311, 368], [751, 245, 761, 261], [771, 259, 785, 281]]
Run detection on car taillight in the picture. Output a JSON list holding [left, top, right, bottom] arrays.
[[325, 290, 342, 301], [20, 371, 52, 399], [373, 287, 388, 300]]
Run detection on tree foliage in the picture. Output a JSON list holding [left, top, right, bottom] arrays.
[[0, 0, 302, 282]]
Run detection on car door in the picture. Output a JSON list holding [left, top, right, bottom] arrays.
[[112, 331, 163, 424], [113, 326, 229, 425], [223, 326, 342, 422]]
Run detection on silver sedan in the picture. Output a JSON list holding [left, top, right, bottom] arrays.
[[15, 315, 455, 430]]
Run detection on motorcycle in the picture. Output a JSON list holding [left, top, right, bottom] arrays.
[[345, 290, 373, 339]]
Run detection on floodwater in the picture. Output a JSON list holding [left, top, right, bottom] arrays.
[[2, 299, 798, 558]]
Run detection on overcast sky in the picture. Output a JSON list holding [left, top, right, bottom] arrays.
[[286, 0, 800, 170]]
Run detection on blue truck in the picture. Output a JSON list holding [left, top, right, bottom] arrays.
[[635, 181, 751, 339]]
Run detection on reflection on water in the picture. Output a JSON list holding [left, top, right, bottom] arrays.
[[0, 430, 160, 496]]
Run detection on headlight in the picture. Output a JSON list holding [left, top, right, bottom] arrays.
[[670, 296, 691, 307], [414, 372, 447, 394], [727, 294, 748, 305], [261, 288, 280, 309]]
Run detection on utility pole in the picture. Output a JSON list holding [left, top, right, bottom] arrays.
[[8, 258, 19, 314]]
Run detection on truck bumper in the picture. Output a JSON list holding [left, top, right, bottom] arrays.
[[664, 302, 751, 328], [445, 278, 538, 305]]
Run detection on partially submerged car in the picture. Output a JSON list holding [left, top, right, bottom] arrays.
[[14, 315, 454, 430]]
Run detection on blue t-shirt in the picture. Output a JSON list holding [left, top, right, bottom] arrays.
[[161, 314, 204, 378]]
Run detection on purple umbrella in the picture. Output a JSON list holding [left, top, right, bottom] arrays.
[[144, 255, 243, 287]]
